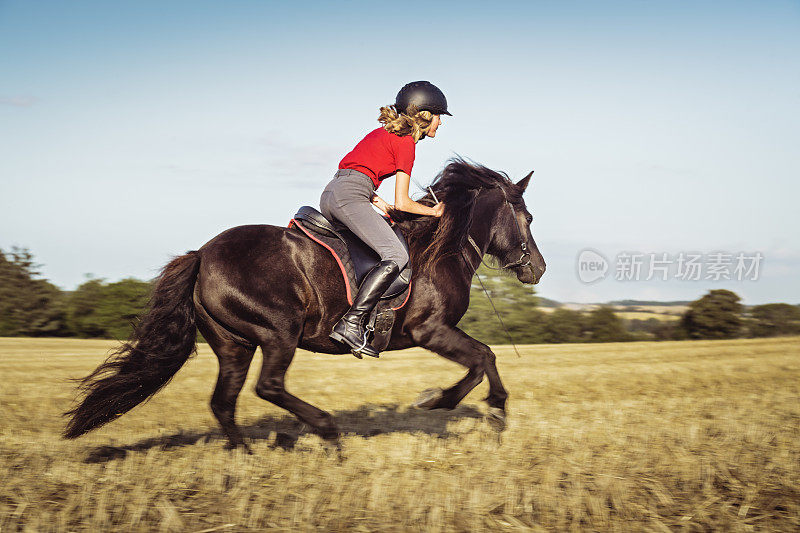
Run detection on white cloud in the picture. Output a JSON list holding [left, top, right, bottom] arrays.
[[0, 96, 39, 107]]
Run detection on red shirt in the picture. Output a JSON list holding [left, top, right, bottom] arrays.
[[338, 127, 416, 189]]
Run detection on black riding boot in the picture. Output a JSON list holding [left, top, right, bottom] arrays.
[[330, 260, 400, 358]]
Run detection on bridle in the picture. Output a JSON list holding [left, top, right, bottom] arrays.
[[462, 187, 535, 278]]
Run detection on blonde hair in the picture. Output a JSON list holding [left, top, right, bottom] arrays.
[[378, 104, 434, 143]]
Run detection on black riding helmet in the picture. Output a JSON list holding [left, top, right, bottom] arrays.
[[395, 81, 452, 117]]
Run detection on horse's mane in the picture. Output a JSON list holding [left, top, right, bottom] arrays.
[[389, 157, 524, 275]]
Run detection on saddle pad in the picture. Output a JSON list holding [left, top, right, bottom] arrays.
[[288, 219, 411, 311]]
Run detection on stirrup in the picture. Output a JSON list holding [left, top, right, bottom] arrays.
[[352, 323, 378, 358], [330, 318, 378, 358]]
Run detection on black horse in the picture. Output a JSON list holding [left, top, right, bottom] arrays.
[[64, 159, 546, 450]]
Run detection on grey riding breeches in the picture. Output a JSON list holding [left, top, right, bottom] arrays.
[[319, 169, 409, 270]]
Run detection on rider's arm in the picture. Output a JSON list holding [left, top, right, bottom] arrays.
[[394, 171, 441, 216]]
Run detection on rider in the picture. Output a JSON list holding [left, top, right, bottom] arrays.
[[320, 81, 451, 358]]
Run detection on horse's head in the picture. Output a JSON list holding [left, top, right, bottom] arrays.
[[477, 172, 546, 284], [389, 159, 546, 284]]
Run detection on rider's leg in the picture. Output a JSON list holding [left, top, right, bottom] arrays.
[[329, 260, 400, 358], [320, 170, 408, 357], [320, 171, 409, 270]]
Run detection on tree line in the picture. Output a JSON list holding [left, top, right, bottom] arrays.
[[459, 270, 800, 343], [1, 247, 799, 343], [0, 248, 149, 338]]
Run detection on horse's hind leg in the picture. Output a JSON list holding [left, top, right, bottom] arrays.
[[211, 342, 256, 450], [254, 332, 340, 447], [197, 315, 256, 450]]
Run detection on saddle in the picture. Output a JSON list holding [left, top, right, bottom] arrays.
[[288, 206, 412, 353]]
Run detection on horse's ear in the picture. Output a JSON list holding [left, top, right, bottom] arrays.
[[516, 171, 533, 192]]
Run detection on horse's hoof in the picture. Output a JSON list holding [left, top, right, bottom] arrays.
[[412, 388, 444, 410], [486, 407, 507, 432], [224, 441, 253, 454]]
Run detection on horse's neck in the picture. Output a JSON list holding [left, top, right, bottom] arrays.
[[460, 222, 491, 275], [459, 192, 497, 274], [400, 192, 496, 278]]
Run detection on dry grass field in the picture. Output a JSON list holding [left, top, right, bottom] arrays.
[[1, 336, 798, 531]]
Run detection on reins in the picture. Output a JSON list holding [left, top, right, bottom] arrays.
[[464, 254, 522, 359], [458, 188, 537, 359]]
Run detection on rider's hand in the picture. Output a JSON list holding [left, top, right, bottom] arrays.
[[372, 196, 393, 214], [432, 202, 445, 217]]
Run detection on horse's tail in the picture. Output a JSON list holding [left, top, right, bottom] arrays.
[[63, 251, 201, 439]]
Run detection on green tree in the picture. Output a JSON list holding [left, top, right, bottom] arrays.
[[99, 278, 153, 339], [679, 289, 743, 339], [66, 277, 152, 339], [458, 264, 546, 345], [542, 308, 586, 343], [654, 320, 687, 341], [628, 317, 662, 334], [0, 247, 70, 336], [586, 306, 630, 342], [748, 303, 800, 337], [66, 277, 106, 337], [625, 317, 688, 341]]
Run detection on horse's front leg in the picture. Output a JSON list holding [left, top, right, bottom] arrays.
[[409, 324, 508, 426]]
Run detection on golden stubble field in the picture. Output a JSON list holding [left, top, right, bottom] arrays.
[[1, 336, 798, 532]]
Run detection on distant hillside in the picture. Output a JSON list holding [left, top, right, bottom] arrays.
[[537, 297, 562, 308], [530, 296, 799, 312], [607, 299, 692, 307], [544, 299, 689, 317], [539, 298, 691, 309]]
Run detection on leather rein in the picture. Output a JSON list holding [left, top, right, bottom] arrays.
[[462, 188, 534, 278]]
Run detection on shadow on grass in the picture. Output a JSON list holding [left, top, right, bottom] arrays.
[[83, 403, 486, 463]]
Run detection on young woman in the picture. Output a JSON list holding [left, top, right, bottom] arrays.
[[320, 81, 451, 358]]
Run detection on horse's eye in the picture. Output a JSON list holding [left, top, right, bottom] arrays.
[[526, 215, 533, 224]]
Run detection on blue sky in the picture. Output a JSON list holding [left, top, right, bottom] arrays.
[[1, 0, 798, 304]]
